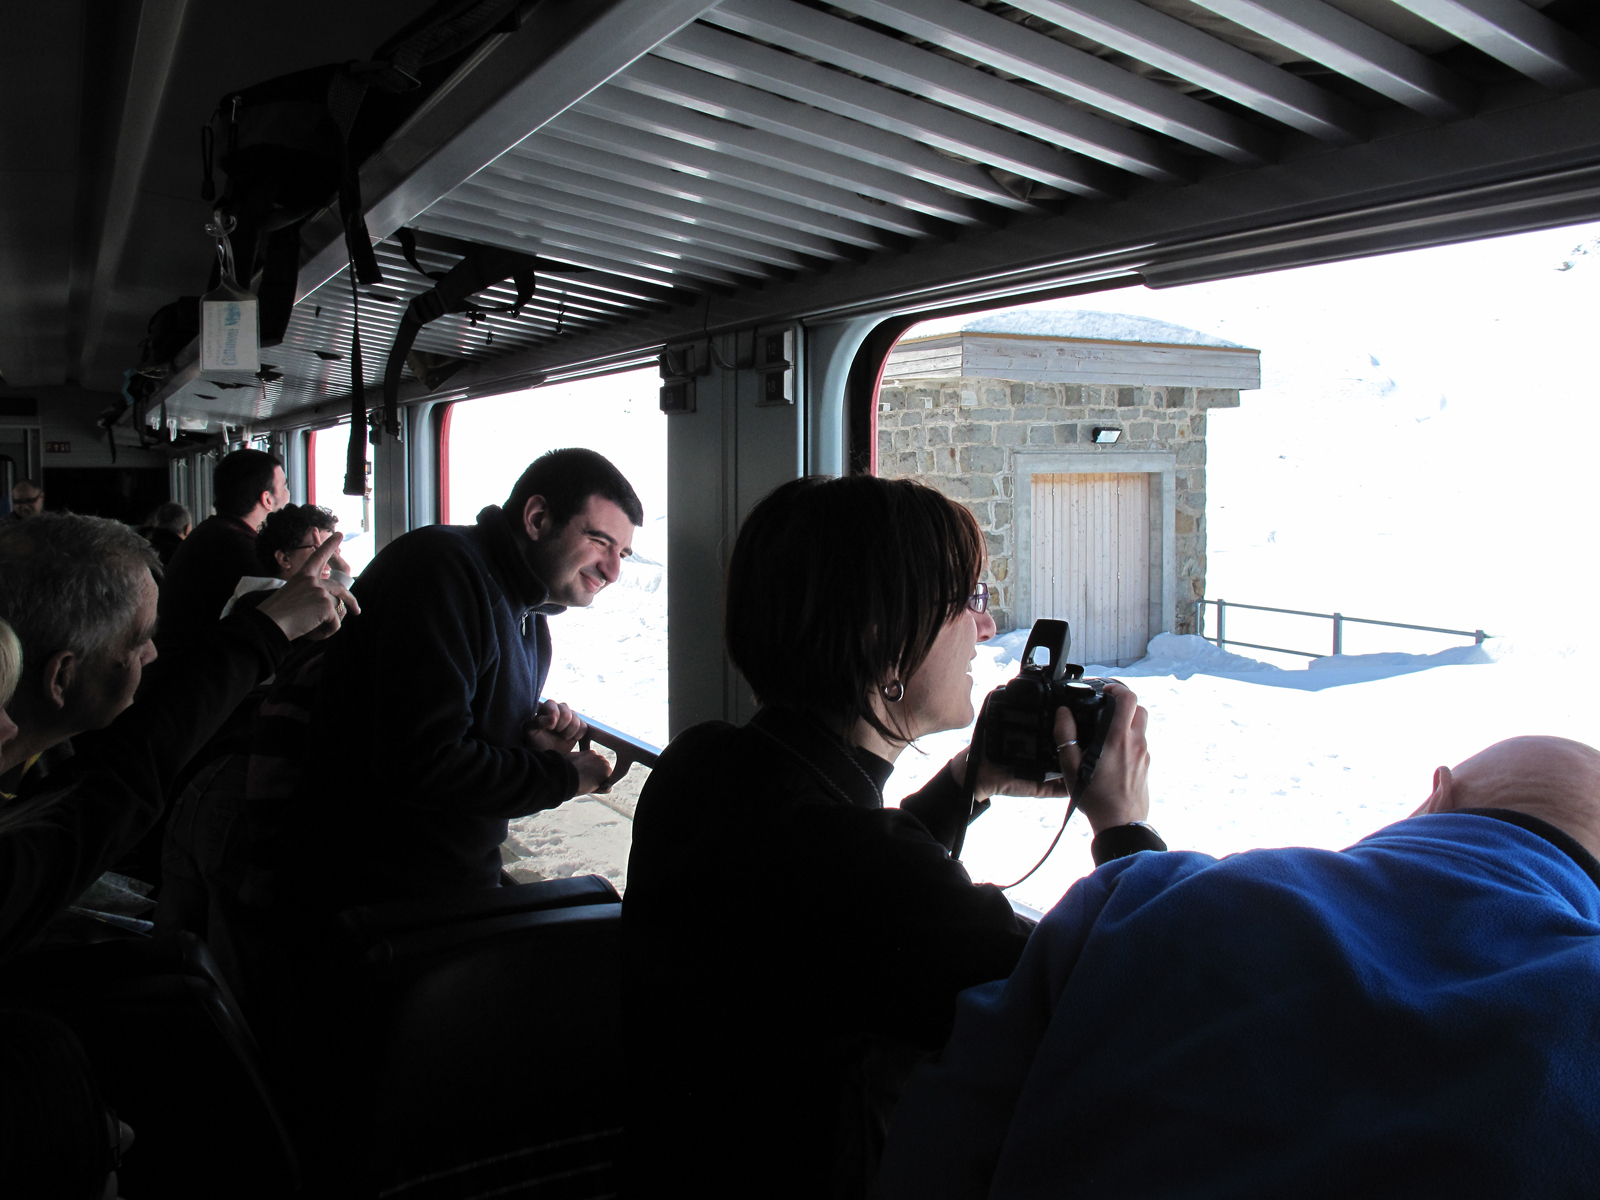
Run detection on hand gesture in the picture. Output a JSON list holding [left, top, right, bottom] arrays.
[[1056, 680, 1151, 834], [524, 699, 587, 755], [256, 533, 360, 641]]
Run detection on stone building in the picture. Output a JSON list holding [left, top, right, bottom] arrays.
[[877, 311, 1260, 665]]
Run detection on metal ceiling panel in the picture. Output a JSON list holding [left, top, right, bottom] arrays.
[[617, 53, 1037, 211], [1391, 0, 1600, 90], [704, 0, 1195, 180], [575, 85, 998, 225], [454, 177, 816, 270], [829, 0, 1278, 162], [505, 139, 903, 249], [656, 23, 1123, 197], [1004, 0, 1366, 140], [1191, 0, 1475, 117], [478, 155, 851, 259]]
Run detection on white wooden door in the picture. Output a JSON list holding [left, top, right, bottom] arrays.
[[1032, 472, 1150, 666]]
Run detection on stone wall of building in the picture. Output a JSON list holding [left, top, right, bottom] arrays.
[[877, 377, 1240, 635]]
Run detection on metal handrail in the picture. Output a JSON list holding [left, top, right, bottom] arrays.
[[1197, 599, 1489, 659], [576, 712, 661, 793]]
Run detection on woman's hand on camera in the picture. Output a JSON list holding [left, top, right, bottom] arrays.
[[1057, 680, 1151, 833], [946, 747, 1071, 804]]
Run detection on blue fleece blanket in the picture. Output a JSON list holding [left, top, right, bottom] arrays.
[[878, 813, 1600, 1199]]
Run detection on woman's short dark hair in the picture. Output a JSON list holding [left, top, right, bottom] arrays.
[[256, 504, 337, 574], [725, 475, 984, 745], [0, 1011, 116, 1199], [504, 448, 643, 529]]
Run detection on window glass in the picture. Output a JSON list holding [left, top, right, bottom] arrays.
[[307, 423, 377, 577], [442, 368, 666, 895], [875, 221, 1600, 912]]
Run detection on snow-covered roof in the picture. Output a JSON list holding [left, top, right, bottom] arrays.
[[959, 309, 1243, 348]]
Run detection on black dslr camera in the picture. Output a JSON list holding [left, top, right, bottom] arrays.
[[979, 620, 1114, 786]]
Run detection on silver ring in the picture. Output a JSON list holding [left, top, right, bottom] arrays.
[[1056, 740, 1078, 751]]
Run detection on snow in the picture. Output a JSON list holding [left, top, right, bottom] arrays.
[[956, 309, 1245, 347], [456, 221, 1600, 901]]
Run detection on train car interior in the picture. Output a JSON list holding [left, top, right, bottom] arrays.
[[2, 0, 1598, 1196]]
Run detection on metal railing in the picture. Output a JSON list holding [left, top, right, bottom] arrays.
[[1197, 599, 1489, 660], [577, 712, 662, 789]]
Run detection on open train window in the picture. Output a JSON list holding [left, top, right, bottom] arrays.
[[306, 423, 377, 577], [862, 222, 1600, 908], [439, 367, 667, 892]]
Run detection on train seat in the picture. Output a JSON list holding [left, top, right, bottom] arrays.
[[294, 875, 625, 1199], [0, 932, 301, 1199]]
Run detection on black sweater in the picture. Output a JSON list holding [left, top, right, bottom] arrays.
[[156, 514, 259, 650], [0, 608, 289, 962], [270, 506, 580, 923], [623, 705, 1032, 1199]]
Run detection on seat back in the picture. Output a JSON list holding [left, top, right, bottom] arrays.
[[296, 877, 624, 1199], [0, 934, 300, 1199]]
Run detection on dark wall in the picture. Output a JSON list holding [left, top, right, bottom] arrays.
[[45, 467, 168, 524]]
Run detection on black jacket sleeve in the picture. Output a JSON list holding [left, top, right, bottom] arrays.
[[0, 608, 290, 961], [360, 549, 579, 818], [900, 763, 974, 853]]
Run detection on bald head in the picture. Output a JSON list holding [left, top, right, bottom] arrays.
[[1418, 736, 1600, 860]]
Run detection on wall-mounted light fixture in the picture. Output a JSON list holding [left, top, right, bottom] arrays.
[[1091, 426, 1122, 444]]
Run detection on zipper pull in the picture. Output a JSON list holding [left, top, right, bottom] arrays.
[[521, 612, 530, 636]]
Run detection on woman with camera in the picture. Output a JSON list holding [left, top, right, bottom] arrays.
[[623, 474, 1153, 1199]]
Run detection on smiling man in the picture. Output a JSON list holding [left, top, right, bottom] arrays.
[[264, 448, 639, 937]]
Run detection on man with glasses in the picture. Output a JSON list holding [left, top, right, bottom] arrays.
[[0, 479, 43, 525]]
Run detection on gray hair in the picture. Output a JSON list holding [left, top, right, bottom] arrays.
[[0, 619, 19, 708], [147, 502, 192, 535], [0, 514, 157, 706]]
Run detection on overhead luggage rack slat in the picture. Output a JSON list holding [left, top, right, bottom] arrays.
[[829, 0, 1280, 163], [618, 53, 1038, 211], [1004, 0, 1367, 141], [657, 23, 1125, 198], [427, 194, 790, 281], [574, 85, 1000, 227], [505, 136, 902, 250], [703, 0, 1196, 181], [1393, 0, 1600, 91], [1192, 0, 1476, 118], [544, 110, 952, 241], [453, 178, 817, 272], [481, 155, 853, 260]]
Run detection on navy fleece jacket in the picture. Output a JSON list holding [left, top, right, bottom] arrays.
[[274, 505, 579, 915], [878, 812, 1600, 1200]]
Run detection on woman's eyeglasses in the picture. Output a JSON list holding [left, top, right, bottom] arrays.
[[968, 583, 990, 614]]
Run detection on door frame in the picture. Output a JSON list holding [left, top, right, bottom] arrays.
[[1013, 449, 1178, 658]]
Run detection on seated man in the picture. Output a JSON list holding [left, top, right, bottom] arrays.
[[262, 448, 633, 944], [876, 736, 1600, 1198], [0, 513, 352, 959]]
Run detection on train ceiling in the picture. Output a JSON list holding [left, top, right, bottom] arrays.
[[2, 0, 1598, 428]]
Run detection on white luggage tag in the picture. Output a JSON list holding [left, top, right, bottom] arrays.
[[199, 211, 260, 375]]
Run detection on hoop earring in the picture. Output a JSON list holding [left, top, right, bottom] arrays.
[[882, 680, 905, 703]]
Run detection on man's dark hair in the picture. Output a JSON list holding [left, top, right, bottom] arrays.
[[725, 475, 985, 747], [504, 448, 642, 529], [257, 504, 337, 575], [212, 449, 283, 519]]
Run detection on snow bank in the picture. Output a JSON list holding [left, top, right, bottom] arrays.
[[959, 309, 1244, 347]]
